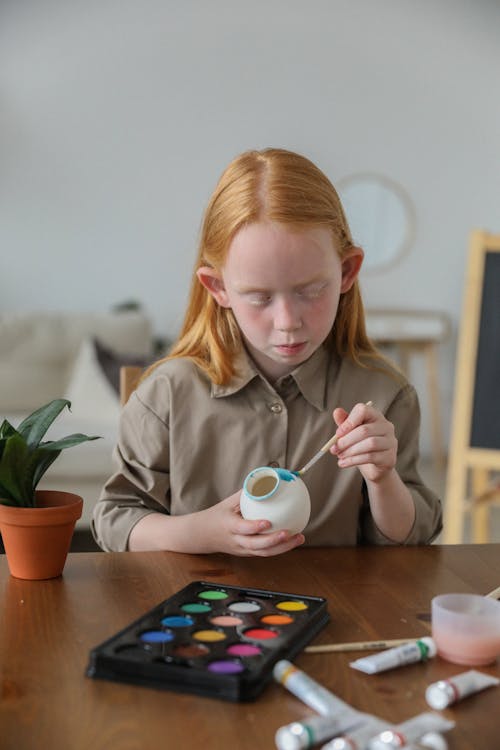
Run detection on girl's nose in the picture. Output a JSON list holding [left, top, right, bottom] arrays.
[[274, 297, 302, 331]]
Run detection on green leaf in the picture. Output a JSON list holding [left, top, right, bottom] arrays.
[[17, 399, 72, 448], [39, 433, 100, 451], [30, 448, 61, 495], [0, 420, 18, 462], [0, 481, 18, 505], [0, 440, 64, 505], [0, 433, 36, 505], [0, 399, 102, 507], [0, 419, 17, 439]]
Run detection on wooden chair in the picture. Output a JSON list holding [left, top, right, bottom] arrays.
[[119, 366, 143, 406], [365, 308, 450, 470]]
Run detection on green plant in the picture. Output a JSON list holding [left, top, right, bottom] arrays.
[[0, 399, 100, 508]]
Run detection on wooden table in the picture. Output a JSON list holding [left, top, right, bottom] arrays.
[[1, 545, 500, 750]]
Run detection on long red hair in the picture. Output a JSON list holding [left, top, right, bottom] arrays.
[[146, 148, 380, 384]]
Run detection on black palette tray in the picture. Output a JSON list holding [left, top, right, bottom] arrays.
[[86, 580, 329, 702]]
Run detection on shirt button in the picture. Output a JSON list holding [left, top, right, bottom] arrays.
[[268, 461, 280, 468], [269, 402, 283, 414]]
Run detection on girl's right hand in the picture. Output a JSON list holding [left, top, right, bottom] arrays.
[[201, 491, 305, 556]]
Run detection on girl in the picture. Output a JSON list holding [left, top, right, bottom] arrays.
[[92, 148, 442, 554]]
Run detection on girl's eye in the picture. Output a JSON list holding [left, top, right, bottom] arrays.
[[248, 293, 272, 306], [297, 282, 327, 299]]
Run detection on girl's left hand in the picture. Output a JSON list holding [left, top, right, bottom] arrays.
[[330, 402, 397, 483]]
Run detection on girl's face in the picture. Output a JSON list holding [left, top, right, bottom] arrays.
[[198, 221, 363, 381]]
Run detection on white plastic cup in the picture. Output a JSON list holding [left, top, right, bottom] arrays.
[[431, 593, 500, 666]]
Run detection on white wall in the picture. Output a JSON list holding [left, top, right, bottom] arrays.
[[1, 0, 500, 455]]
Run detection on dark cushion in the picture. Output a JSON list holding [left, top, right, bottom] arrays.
[[92, 337, 155, 395]]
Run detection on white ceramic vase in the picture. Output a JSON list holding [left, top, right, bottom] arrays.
[[239, 466, 311, 535]]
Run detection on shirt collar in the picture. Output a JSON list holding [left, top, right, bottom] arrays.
[[211, 345, 335, 412], [288, 345, 333, 411], [211, 350, 260, 398]]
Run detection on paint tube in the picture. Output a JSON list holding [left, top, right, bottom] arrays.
[[405, 733, 449, 750], [320, 717, 387, 749], [273, 660, 361, 718], [367, 712, 454, 749], [350, 638, 436, 675], [275, 713, 366, 750], [425, 669, 500, 710]]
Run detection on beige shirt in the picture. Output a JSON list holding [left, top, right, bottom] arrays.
[[92, 346, 442, 551]]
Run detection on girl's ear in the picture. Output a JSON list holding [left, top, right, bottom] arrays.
[[340, 247, 364, 293], [197, 267, 231, 308]]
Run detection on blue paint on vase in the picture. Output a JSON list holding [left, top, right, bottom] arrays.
[[275, 468, 297, 482]]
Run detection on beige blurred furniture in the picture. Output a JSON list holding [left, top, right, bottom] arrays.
[[0, 310, 154, 528], [365, 308, 450, 470]]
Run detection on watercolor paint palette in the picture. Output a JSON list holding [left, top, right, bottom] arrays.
[[86, 580, 329, 701]]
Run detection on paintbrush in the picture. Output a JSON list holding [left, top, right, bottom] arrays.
[[296, 401, 373, 476], [304, 637, 416, 653]]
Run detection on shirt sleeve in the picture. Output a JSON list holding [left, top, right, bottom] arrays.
[[359, 383, 443, 545], [91, 380, 171, 552]]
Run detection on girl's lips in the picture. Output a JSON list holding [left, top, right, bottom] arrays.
[[274, 342, 307, 356]]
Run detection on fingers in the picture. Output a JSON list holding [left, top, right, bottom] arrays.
[[235, 517, 273, 535], [331, 402, 397, 475], [335, 427, 395, 461], [333, 406, 349, 428], [232, 516, 305, 555], [234, 530, 305, 557], [337, 446, 394, 469], [332, 402, 379, 447], [334, 401, 374, 437], [219, 495, 306, 556], [330, 402, 374, 455]]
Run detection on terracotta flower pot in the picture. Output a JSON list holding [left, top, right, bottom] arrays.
[[0, 490, 83, 580]]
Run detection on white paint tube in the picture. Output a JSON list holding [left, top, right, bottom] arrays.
[[275, 713, 367, 750], [404, 733, 448, 750], [367, 712, 455, 749], [320, 717, 387, 749], [273, 660, 361, 717], [425, 669, 500, 709], [350, 638, 436, 675]]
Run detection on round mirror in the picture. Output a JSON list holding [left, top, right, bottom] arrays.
[[337, 173, 416, 273]]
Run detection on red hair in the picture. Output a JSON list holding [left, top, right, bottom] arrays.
[[146, 148, 380, 384]]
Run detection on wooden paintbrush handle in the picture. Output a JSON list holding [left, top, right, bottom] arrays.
[[320, 434, 339, 452]]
